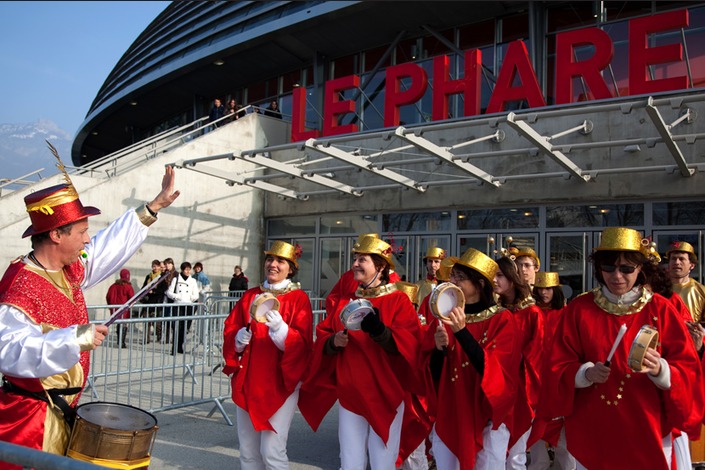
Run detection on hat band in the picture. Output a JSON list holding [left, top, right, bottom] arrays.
[[26, 191, 79, 215]]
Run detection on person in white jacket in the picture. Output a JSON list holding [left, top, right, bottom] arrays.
[[166, 261, 199, 354]]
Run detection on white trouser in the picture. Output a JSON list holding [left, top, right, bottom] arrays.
[[399, 439, 428, 470], [528, 427, 576, 470], [506, 427, 531, 470], [236, 388, 300, 470], [432, 421, 510, 470], [339, 402, 404, 470], [673, 432, 691, 470], [575, 432, 672, 470]]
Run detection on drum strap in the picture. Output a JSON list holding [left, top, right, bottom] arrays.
[[1, 377, 80, 427]]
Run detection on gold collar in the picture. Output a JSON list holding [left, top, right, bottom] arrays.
[[592, 286, 652, 316], [465, 305, 503, 324], [503, 296, 536, 311], [259, 282, 301, 296], [355, 283, 398, 298]]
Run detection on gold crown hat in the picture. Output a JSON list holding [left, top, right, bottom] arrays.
[[595, 227, 660, 262], [396, 281, 420, 304], [509, 246, 540, 269], [534, 272, 561, 288], [264, 240, 302, 268], [22, 141, 101, 238], [423, 246, 447, 261], [666, 240, 698, 262], [357, 233, 379, 242], [455, 248, 498, 283], [437, 256, 460, 282], [353, 236, 395, 270]]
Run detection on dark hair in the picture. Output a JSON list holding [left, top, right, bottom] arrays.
[[369, 253, 391, 284], [30, 222, 74, 249], [163, 257, 174, 265], [180, 261, 192, 271], [454, 264, 496, 308], [151, 259, 161, 266], [495, 257, 532, 304], [533, 285, 566, 310], [645, 263, 674, 298], [591, 250, 648, 286], [194, 262, 203, 270]]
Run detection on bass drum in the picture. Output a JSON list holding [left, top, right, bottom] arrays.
[[67, 402, 158, 463]]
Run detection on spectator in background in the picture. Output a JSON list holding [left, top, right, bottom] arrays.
[[192, 262, 211, 300], [264, 100, 282, 119], [106, 269, 135, 348], [209, 98, 225, 128], [229, 265, 248, 294], [166, 261, 199, 355], [226, 99, 245, 122], [161, 257, 178, 344], [141, 259, 167, 343]]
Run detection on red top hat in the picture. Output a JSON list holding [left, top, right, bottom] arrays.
[[22, 183, 101, 238]]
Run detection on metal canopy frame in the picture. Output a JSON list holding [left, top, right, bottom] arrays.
[[176, 92, 705, 201]]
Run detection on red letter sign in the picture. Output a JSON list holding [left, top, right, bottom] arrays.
[[432, 50, 482, 120], [323, 75, 360, 136], [629, 9, 689, 95], [555, 27, 614, 104], [384, 62, 428, 127], [487, 40, 546, 113], [291, 86, 319, 142]]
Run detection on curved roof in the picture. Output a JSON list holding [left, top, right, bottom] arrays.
[[72, 1, 525, 165]]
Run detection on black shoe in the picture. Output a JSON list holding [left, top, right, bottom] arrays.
[[121, 344, 127, 349]]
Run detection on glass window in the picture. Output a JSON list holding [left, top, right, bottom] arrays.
[[333, 54, 358, 79], [320, 214, 379, 235], [383, 212, 452, 233], [292, 238, 314, 292], [546, 204, 644, 228], [319, 238, 345, 297], [653, 201, 705, 226], [458, 208, 539, 230], [364, 46, 392, 72], [268, 217, 317, 236], [458, 19, 494, 50], [501, 12, 529, 42], [547, 3, 597, 33]]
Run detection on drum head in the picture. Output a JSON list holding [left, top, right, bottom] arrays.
[[340, 299, 374, 331], [76, 402, 157, 431], [628, 325, 659, 372], [430, 283, 465, 320], [250, 293, 281, 323]]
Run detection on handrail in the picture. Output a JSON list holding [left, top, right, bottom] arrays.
[[0, 168, 47, 197]]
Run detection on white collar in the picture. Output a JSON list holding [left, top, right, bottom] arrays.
[[264, 279, 291, 290], [601, 285, 643, 305]]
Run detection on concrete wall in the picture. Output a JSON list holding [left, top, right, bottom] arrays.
[[0, 115, 267, 306]]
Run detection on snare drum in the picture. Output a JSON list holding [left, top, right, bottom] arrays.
[[340, 298, 374, 330], [628, 325, 659, 371], [67, 402, 158, 465], [250, 292, 280, 323], [429, 282, 465, 320]]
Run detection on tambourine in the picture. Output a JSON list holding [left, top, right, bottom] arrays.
[[249, 292, 280, 323], [429, 282, 465, 320], [339, 298, 374, 331], [628, 325, 659, 371]]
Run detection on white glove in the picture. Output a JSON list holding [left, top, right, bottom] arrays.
[[265, 310, 284, 332], [236, 327, 252, 348]]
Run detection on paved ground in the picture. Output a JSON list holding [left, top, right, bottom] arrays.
[[148, 400, 341, 469]]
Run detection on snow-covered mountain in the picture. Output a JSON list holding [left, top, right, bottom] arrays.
[[0, 120, 73, 182]]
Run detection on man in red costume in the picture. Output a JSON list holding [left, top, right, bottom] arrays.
[[0, 162, 179, 463]]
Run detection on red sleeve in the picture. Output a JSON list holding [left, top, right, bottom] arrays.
[[222, 288, 259, 376]]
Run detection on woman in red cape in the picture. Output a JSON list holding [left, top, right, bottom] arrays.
[[299, 236, 421, 469], [542, 227, 702, 470], [421, 248, 519, 469], [222, 241, 313, 470]]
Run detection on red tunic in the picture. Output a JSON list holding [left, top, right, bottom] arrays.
[[299, 286, 420, 444], [421, 307, 519, 469], [542, 288, 701, 470], [0, 259, 89, 454], [326, 269, 401, 319], [222, 286, 313, 432]]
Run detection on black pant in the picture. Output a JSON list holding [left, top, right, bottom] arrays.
[[171, 304, 193, 354]]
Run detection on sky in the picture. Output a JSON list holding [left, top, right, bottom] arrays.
[[0, 1, 170, 136]]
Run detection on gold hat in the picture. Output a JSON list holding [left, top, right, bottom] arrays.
[[437, 256, 460, 282], [353, 236, 395, 270], [395, 281, 419, 304], [666, 241, 698, 262], [455, 248, 498, 283], [357, 233, 379, 243], [264, 240, 301, 268], [595, 227, 660, 262], [509, 246, 540, 269], [534, 272, 561, 288], [424, 246, 446, 261]]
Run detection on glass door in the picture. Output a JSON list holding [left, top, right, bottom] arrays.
[[545, 232, 592, 300], [653, 230, 704, 282]]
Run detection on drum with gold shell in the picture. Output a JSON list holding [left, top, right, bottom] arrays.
[[340, 298, 375, 330], [250, 292, 281, 323], [627, 325, 659, 371], [429, 282, 465, 320]]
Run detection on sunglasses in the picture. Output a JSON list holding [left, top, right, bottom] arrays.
[[600, 264, 638, 274]]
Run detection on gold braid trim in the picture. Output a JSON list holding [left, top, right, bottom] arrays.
[[591, 286, 653, 316], [355, 283, 398, 298], [503, 296, 536, 311], [260, 282, 301, 296], [465, 304, 504, 324]]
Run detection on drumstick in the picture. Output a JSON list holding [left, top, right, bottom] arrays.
[[104, 271, 169, 327], [604, 323, 627, 367]]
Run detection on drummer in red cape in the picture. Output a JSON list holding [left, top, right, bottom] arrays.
[[299, 236, 422, 470], [493, 247, 544, 470], [421, 248, 519, 469], [0, 159, 179, 462], [222, 240, 313, 470], [541, 227, 703, 470]]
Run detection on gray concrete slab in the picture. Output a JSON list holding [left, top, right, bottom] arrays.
[[148, 400, 340, 469]]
